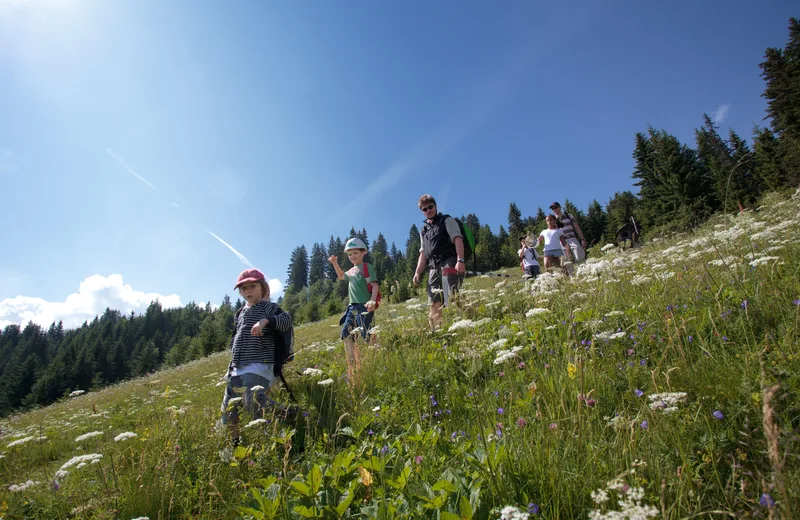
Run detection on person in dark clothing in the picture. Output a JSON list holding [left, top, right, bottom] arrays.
[[412, 194, 466, 330]]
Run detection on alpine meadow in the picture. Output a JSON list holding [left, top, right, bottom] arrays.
[[2, 12, 800, 520]]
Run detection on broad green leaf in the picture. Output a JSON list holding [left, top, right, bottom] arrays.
[[459, 496, 474, 520], [441, 512, 461, 520], [293, 505, 318, 518], [290, 481, 312, 497], [309, 464, 323, 494], [432, 479, 457, 493]]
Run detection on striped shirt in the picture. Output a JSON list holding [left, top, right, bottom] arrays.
[[230, 300, 292, 368], [558, 212, 578, 240]]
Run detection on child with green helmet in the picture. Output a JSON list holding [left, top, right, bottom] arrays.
[[327, 237, 379, 385]]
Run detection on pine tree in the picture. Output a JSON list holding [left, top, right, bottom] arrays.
[[325, 236, 339, 279], [760, 18, 800, 184], [752, 126, 787, 190], [605, 191, 638, 239], [308, 242, 327, 286], [507, 202, 524, 239], [695, 113, 732, 211], [585, 199, 607, 245], [285, 245, 309, 293], [405, 224, 421, 275]]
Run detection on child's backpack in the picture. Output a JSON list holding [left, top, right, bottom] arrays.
[[362, 263, 382, 309]]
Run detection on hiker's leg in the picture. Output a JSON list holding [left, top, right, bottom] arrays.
[[241, 373, 273, 420], [426, 266, 445, 331], [221, 376, 244, 443], [429, 301, 443, 330]]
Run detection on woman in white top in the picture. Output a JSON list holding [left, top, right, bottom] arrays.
[[538, 214, 572, 271]]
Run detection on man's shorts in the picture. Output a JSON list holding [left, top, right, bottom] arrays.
[[339, 303, 374, 340], [427, 257, 462, 306], [220, 371, 274, 425], [563, 238, 585, 262]]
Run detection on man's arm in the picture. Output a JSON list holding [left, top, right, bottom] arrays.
[[570, 215, 587, 246], [413, 251, 427, 284]]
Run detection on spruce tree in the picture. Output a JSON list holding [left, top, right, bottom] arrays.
[[308, 242, 327, 286]]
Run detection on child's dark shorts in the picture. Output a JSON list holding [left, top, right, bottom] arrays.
[[339, 303, 373, 340]]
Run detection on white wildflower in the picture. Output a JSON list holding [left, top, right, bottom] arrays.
[[749, 256, 780, 267], [601, 244, 615, 252], [60, 453, 103, 471], [75, 431, 103, 443], [227, 397, 243, 405], [648, 392, 688, 412], [500, 505, 529, 520], [372, 406, 380, 412], [244, 418, 267, 428], [114, 432, 138, 442], [9, 480, 40, 492], [605, 310, 624, 317], [250, 385, 265, 392], [631, 275, 652, 286], [525, 308, 550, 318], [69, 390, 85, 397], [449, 319, 475, 331], [488, 339, 509, 350], [302, 368, 323, 377], [591, 489, 609, 504], [318, 378, 334, 386]]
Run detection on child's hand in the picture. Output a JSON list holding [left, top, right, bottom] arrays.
[[365, 300, 376, 312], [251, 318, 268, 336], [327, 255, 338, 264]]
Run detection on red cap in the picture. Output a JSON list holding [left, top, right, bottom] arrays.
[[234, 268, 265, 289]]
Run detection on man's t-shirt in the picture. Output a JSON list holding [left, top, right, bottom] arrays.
[[518, 247, 540, 268], [344, 262, 377, 304], [539, 228, 565, 253], [557, 213, 578, 240]]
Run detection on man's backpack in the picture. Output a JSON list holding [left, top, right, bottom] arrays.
[[440, 214, 475, 261], [232, 305, 296, 402], [362, 263, 382, 309]]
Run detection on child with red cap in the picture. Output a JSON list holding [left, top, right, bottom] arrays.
[[220, 268, 292, 443]]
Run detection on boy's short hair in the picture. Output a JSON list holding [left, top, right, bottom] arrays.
[[418, 194, 436, 208]]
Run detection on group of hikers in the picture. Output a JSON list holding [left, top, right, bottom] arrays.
[[220, 194, 588, 442]]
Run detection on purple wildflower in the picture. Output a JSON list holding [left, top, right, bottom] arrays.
[[634, 389, 644, 397], [549, 422, 558, 430], [528, 503, 539, 515], [713, 410, 724, 420], [517, 417, 528, 427], [498, 407, 504, 415], [415, 455, 423, 464], [640, 420, 648, 430], [760, 493, 774, 508]]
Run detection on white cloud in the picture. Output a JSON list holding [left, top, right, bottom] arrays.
[[0, 274, 181, 329], [711, 104, 730, 124], [267, 278, 284, 300]]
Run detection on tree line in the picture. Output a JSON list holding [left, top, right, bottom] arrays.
[[1, 18, 798, 417]]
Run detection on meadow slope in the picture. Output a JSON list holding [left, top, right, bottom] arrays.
[[1, 192, 799, 519]]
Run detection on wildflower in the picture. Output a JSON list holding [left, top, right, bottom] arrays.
[[634, 389, 644, 397], [51, 479, 60, 491], [586, 398, 596, 407], [114, 432, 138, 442], [525, 308, 550, 318], [69, 390, 85, 397], [318, 378, 334, 386], [712, 410, 724, 420], [489, 338, 509, 349], [640, 421, 648, 430], [566, 362, 578, 379], [60, 453, 103, 471], [760, 493, 774, 508], [500, 505, 530, 519], [372, 406, 380, 412], [449, 319, 476, 331], [498, 407, 504, 415], [245, 418, 267, 428], [793, 298, 800, 306], [591, 489, 609, 504], [549, 422, 558, 430], [9, 480, 40, 492], [517, 417, 528, 427], [75, 431, 103, 443], [368, 430, 374, 435], [415, 455, 423, 464], [302, 368, 323, 376]]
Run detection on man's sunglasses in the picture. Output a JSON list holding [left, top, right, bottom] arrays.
[[420, 204, 435, 212]]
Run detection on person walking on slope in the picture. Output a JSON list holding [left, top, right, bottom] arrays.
[[221, 268, 292, 444], [550, 201, 587, 262], [538, 214, 572, 272], [328, 237, 379, 386], [412, 194, 466, 330], [518, 235, 541, 279]]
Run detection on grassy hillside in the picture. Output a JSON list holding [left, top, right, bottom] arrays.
[[1, 192, 799, 519]]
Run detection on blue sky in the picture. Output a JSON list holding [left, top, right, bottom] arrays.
[[0, 0, 795, 328]]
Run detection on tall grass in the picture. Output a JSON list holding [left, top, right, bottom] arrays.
[[1, 192, 798, 519]]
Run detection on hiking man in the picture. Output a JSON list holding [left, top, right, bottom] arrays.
[[412, 194, 466, 330], [550, 201, 587, 262]]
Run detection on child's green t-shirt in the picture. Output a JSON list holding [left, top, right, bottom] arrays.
[[343, 262, 376, 304]]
